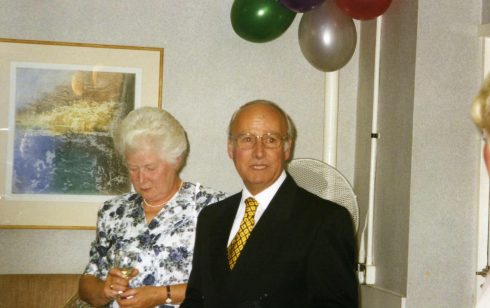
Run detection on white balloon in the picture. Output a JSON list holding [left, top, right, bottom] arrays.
[[299, 0, 357, 72]]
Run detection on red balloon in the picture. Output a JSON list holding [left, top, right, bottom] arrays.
[[335, 0, 392, 20]]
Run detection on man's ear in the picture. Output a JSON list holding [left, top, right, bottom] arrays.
[[227, 139, 235, 159], [284, 140, 292, 161]]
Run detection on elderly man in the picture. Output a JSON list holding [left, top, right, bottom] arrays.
[[182, 100, 358, 307]]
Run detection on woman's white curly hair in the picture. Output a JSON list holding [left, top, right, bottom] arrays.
[[113, 107, 188, 166]]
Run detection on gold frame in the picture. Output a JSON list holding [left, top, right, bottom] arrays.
[[0, 38, 164, 229]]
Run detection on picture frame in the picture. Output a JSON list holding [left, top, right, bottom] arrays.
[[0, 38, 164, 229]]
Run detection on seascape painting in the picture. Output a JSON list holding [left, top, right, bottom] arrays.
[[8, 63, 136, 196]]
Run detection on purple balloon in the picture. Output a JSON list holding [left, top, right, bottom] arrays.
[[280, 0, 325, 12]]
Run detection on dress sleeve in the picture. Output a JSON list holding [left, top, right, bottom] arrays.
[[83, 202, 113, 280]]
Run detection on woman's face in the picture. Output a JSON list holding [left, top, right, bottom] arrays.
[[484, 142, 490, 175], [125, 145, 180, 204]]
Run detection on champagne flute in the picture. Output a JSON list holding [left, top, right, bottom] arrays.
[[113, 250, 138, 279]]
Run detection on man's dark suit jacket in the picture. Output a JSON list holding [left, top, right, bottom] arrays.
[[181, 174, 358, 308]]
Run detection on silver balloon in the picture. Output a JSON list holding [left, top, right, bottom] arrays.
[[298, 0, 357, 72]]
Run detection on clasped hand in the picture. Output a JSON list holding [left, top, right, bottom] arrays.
[[104, 268, 138, 300], [104, 268, 162, 308]]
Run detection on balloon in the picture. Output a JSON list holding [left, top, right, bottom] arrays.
[[280, 0, 325, 12], [231, 0, 296, 43], [298, 0, 357, 72], [335, 0, 392, 20]]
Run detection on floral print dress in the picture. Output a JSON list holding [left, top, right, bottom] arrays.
[[83, 181, 227, 307]]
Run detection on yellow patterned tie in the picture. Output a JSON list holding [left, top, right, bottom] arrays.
[[227, 197, 259, 270]]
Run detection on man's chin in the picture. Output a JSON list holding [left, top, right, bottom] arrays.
[[244, 179, 272, 193]]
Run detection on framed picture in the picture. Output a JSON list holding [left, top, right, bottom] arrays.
[[0, 38, 163, 229]]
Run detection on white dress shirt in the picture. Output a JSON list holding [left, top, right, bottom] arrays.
[[227, 171, 287, 246]]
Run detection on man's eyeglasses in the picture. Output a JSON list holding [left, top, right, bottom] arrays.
[[231, 133, 288, 149]]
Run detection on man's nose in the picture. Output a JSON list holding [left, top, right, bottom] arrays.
[[252, 138, 265, 157]]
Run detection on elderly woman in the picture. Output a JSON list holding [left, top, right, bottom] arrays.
[[79, 107, 226, 308], [471, 74, 490, 308], [472, 75, 490, 174]]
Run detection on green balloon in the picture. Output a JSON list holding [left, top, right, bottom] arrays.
[[231, 0, 296, 43]]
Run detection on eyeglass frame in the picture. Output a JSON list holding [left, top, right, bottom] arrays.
[[229, 132, 290, 150]]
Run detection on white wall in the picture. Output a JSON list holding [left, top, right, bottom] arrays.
[[483, 1, 490, 24], [0, 1, 357, 274], [406, 0, 482, 306], [373, 0, 418, 294], [355, 0, 483, 307]]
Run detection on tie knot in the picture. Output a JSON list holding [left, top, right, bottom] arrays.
[[244, 197, 258, 214]]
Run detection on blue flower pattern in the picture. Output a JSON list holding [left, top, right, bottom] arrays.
[[83, 182, 226, 307]]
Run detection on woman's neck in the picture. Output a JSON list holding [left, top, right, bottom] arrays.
[[143, 179, 182, 208]]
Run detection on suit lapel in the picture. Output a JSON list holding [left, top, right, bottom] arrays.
[[228, 176, 299, 291], [208, 193, 242, 285]]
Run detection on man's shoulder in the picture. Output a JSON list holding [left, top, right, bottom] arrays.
[[294, 185, 351, 217]]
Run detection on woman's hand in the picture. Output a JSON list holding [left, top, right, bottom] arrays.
[[104, 268, 139, 301], [116, 285, 165, 308]]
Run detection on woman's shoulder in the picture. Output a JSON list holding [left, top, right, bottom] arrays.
[[182, 181, 228, 206], [98, 192, 140, 213]]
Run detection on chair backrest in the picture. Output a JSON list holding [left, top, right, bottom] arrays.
[[0, 274, 81, 307], [63, 291, 93, 308]]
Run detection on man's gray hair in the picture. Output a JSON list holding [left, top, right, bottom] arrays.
[[227, 99, 296, 141]]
